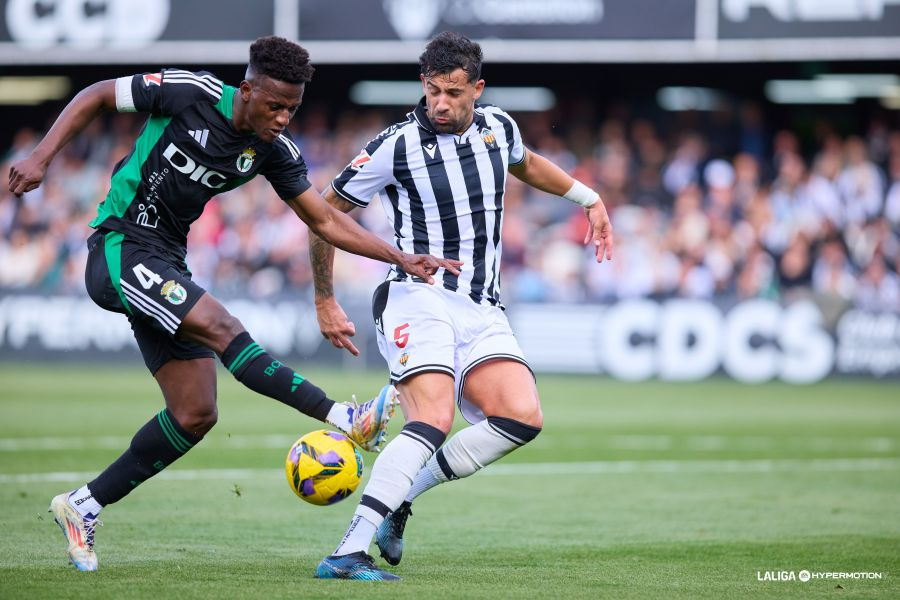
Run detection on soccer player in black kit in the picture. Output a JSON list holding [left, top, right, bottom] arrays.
[[7, 36, 461, 572]]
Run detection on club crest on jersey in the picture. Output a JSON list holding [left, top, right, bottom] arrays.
[[236, 147, 256, 173], [399, 352, 409, 367], [350, 149, 372, 171], [480, 128, 498, 148], [160, 280, 187, 305], [142, 73, 162, 87]]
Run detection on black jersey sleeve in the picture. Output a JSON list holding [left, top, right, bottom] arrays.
[[260, 133, 313, 200], [115, 68, 225, 116]]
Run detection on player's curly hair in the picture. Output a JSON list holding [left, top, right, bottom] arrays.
[[419, 31, 482, 83], [248, 36, 315, 84]]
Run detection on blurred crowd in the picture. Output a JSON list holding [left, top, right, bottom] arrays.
[[2, 99, 899, 317]]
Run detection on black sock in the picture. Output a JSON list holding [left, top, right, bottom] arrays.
[[221, 332, 334, 421], [89, 408, 202, 506]]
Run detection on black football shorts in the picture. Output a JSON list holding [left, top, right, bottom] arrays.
[[85, 230, 215, 373]]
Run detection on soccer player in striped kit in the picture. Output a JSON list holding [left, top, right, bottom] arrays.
[[311, 31, 613, 580], [7, 36, 461, 572]]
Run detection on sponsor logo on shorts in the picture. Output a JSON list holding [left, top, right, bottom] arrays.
[[236, 147, 256, 173], [161, 280, 187, 305], [399, 352, 409, 367]]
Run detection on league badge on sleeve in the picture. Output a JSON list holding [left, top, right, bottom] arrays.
[[350, 149, 372, 171], [142, 73, 162, 87]]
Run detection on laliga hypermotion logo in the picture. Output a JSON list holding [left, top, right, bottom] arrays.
[[383, 0, 443, 40]]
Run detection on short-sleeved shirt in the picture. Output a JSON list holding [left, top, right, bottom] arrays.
[[90, 68, 311, 263], [332, 98, 525, 307]]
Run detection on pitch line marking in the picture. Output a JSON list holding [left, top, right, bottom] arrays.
[[1, 458, 898, 483], [0, 435, 895, 452]]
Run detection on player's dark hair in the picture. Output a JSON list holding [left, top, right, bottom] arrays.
[[419, 31, 482, 83], [248, 36, 314, 84]]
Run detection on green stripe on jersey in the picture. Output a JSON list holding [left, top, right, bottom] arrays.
[[215, 85, 235, 119], [103, 231, 132, 315], [213, 86, 258, 192], [90, 116, 172, 227]]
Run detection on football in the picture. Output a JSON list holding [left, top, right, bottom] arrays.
[[285, 429, 364, 505]]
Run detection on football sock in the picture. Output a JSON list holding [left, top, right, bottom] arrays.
[[325, 402, 354, 433], [406, 416, 541, 502], [221, 332, 334, 422], [334, 421, 446, 556], [333, 515, 377, 557], [87, 408, 203, 506], [67, 484, 102, 518]]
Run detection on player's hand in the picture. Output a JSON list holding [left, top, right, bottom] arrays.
[[314, 297, 360, 356], [399, 254, 463, 285], [584, 199, 614, 263], [8, 154, 49, 196]]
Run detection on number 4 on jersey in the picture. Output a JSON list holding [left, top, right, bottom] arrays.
[[133, 263, 163, 290]]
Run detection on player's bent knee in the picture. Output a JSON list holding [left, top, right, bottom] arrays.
[[427, 413, 455, 435], [209, 313, 244, 341], [487, 415, 542, 445], [172, 405, 218, 437], [522, 406, 543, 430]]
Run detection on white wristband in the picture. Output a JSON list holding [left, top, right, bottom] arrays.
[[563, 180, 599, 208]]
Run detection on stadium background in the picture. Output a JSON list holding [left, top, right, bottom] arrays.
[[1, 0, 899, 382], [2, 0, 899, 382], [0, 2, 898, 598]]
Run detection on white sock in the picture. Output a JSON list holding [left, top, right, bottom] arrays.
[[334, 421, 445, 556], [407, 417, 541, 503], [68, 484, 103, 518], [333, 514, 377, 557], [405, 467, 441, 502], [325, 402, 353, 434]]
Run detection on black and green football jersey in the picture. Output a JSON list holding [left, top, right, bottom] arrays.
[[90, 68, 312, 262]]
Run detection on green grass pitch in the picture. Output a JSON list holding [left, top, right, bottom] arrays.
[[0, 363, 898, 599]]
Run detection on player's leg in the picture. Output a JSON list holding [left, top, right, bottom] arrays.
[[376, 360, 541, 565], [178, 292, 394, 451], [50, 232, 214, 571], [317, 282, 454, 580], [317, 372, 453, 581], [375, 306, 541, 565], [50, 325, 216, 571]]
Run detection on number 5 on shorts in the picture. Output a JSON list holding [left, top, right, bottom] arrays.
[[394, 323, 410, 348], [133, 263, 163, 290]]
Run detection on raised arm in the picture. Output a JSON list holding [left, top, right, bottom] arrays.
[[8, 80, 118, 195], [509, 148, 614, 262]]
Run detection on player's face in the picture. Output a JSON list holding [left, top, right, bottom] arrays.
[[421, 69, 485, 135], [241, 76, 304, 142]]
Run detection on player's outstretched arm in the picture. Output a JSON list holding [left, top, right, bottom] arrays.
[[289, 186, 463, 280], [509, 148, 614, 262], [308, 188, 362, 356], [8, 80, 117, 196]]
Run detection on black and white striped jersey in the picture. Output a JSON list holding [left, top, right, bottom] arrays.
[[90, 68, 311, 263], [332, 98, 525, 306]]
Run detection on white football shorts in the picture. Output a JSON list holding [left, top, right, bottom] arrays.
[[372, 281, 532, 424]]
